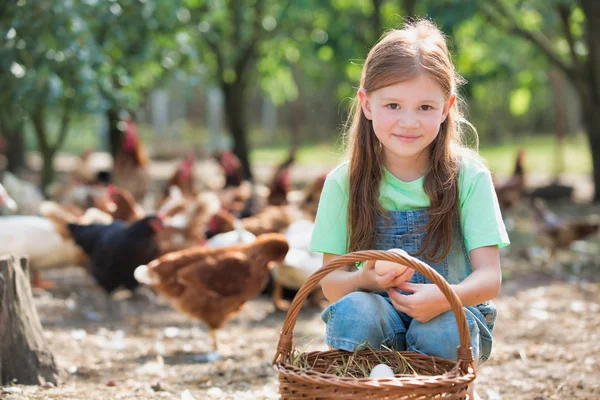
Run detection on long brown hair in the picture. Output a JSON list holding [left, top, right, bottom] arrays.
[[346, 19, 472, 262]]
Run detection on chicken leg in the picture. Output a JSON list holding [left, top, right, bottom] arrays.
[[194, 328, 220, 363], [31, 270, 56, 289], [272, 280, 291, 311], [210, 328, 218, 351]]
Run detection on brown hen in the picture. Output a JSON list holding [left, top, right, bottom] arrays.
[[207, 205, 302, 237], [95, 185, 144, 223], [136, 233, 289, 355]]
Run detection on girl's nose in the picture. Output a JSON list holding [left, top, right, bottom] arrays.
[[397, 112, 419, 129]]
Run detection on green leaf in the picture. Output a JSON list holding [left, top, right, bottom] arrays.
[[509, 88, 531, 116]]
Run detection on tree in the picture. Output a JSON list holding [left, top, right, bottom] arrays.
[[185, 0, 301, 180], [480, 0, 600, 201], [83, 0, 190, 158], [1, 0, 189, 192], [1, 1, 102, 192]]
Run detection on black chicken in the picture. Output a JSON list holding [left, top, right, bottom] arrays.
[[67, 216, 163, 294]]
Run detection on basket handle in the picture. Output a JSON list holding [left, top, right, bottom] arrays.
[[273, 249, 475, 373]]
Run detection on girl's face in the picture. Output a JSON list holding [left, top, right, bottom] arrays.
[[359, 74, 455, 171]]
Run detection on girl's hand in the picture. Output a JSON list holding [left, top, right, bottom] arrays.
[[360, 259, 414, 291], [386, 282, 451, 323]]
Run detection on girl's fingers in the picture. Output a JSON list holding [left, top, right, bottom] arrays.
[[387, 289, 412, 314], [363, 260, 376, 270], [377, 270, 398, 285], [396, 282, 418, 292]]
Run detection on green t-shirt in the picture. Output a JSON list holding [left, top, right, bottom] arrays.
[[309, 154, 510, 255]]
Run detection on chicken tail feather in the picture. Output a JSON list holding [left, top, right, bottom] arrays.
[[134, 264, 152, 285]]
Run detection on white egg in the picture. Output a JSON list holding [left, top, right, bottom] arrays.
[[374, 248, 409, 276], [369, 363, 395, 379]]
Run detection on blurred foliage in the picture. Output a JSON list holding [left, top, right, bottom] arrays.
[[1, 0, 599, 183]]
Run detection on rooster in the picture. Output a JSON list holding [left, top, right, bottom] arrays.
[[113, 117, 150, 202], [267, 152, 295, 206], [495, 149, 525, 210], [166, 151, 196, 197], [216, 150, 244, 188], [67, 216, 163, 295], [134, 233, 289, 360]]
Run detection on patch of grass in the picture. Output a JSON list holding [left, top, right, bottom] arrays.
[[479, 134, 591, 176], [251, 143, 344, 165], [252, 133, 592, 176], [22, 111, 591, 176]]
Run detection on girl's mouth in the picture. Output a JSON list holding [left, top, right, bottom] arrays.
[[392, 134, 420, 143]]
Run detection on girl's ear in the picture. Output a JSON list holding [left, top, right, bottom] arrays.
[[358, 88, 373, 120], [441, 94, 456, 123]]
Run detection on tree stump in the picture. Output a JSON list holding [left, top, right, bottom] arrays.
[[0, 255, 59, 385]]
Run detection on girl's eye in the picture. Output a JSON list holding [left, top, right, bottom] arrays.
[[387, 104, 399, 110], [420, 105, 433, 111]]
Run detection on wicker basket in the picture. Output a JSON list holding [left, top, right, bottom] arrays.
[[273, 250, 476, 399]]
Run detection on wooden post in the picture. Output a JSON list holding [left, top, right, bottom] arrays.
[[0, 255, 59, 385]]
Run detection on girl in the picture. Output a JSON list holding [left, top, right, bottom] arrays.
[[309, 20, 509, 399]]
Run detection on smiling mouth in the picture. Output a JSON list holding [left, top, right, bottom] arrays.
[[392, 134, 421, 142]]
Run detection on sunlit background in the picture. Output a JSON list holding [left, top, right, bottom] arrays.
[[1, 1, 599, 399]]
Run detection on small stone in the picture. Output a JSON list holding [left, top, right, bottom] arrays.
[[151, 382, 164, 392], [106, 380, 117, 387]]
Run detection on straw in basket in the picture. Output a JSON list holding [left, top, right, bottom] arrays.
[[273, 250, 476, 399]]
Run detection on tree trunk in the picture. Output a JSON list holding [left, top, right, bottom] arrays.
[[106, 108, 122, 160], [6, 132, 25, 174], [222, 83, 253, 181], [0, 255, 59, 385], [579, 0, 600, 201], [580, 94, 600, 202], [372, 0, 383, 37], [0, 114, 25, 173], [40, 148, 55, 196], [550, 69, 566, 180]]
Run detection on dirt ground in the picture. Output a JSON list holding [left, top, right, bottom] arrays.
[[2, 266, 599, 400], [2, 156, 600, 399]]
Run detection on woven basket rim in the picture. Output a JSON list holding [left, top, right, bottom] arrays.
[[274, 348, 476, 389]]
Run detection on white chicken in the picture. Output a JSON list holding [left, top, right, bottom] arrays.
[[0, 216, 88, 287], [271, 219, 325, 310], [0, 183, 18, 214], [1, 172, 44, 215], [205, 219, 256, 248]]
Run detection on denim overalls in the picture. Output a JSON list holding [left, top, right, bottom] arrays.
[[321, 208, 497, 363]]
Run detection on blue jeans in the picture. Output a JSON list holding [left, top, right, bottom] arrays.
[[321, 291, 495, 363]]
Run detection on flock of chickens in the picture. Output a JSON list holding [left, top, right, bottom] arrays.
[[0, 129, 597, 360], [494, 149, 599, 265], [0, 126, 327, 359]]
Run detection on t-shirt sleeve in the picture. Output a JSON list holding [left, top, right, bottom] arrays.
[[460, 169, 510, 252], [309, 175, 348, 255]]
